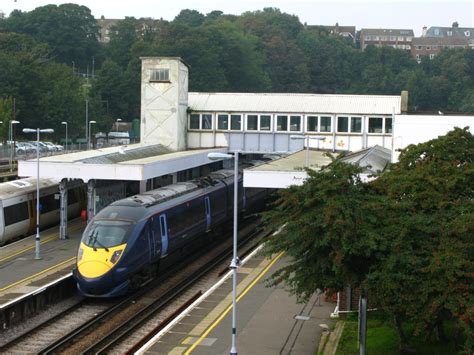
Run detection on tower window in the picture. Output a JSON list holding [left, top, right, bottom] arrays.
[[150, 68, 170, 82]]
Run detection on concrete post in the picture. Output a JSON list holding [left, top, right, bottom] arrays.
[[59, 179, 68, 239], [87, 180, 95, 223], [139, 179, 147, 193]]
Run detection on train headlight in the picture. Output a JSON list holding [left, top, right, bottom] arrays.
[[110, 250, 123, 264], [77, 248, 84, 262]]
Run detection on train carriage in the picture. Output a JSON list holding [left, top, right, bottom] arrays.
[[0, 178, 85, 245], [73, 167, 268, 298]]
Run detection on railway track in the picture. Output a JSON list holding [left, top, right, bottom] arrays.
[[1, 217, 266, 354]]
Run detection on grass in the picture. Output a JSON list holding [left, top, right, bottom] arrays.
[[335, 314, 459, 354]]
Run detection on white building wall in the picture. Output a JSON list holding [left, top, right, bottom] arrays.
[[140, 57, 188, 151], [392, 115, 474, 162]]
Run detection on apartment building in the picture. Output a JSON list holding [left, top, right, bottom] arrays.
[[360, 28, 414, 51]]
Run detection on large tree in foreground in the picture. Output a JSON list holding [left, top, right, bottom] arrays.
[[262, 128, 473, 351]]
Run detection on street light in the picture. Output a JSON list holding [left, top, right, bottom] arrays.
[[115, 118, 122, 132], [88, 120, 96, 150], [61, 121, 68, 152], [23, 127, 54, 260], [290, 135, 326, 167], [208, 151, 239, 355], [9, 120, 20, 172]]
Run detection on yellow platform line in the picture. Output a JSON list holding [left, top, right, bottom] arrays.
[[0, 256, 76, 293], [184, 252, 284, 354], [0, 224, 83, 263]]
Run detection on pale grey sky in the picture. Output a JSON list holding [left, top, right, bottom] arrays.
[[1, 0, 473, 36]]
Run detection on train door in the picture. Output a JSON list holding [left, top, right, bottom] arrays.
[[204, 196, 211, 231], [147, 222, 156, 261], [159, 214, 169, 258]]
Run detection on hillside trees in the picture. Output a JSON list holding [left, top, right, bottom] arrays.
[[1, 4, 101, 68]]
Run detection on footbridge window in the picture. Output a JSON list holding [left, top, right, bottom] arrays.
[[307, 116, 333, 133], [189, 113, 213, 130]]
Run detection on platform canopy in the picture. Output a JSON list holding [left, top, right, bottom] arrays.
[[18, 144, 227, 182], [244, 150, 334, 188]]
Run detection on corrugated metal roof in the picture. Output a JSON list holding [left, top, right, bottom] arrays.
[[188, 92, 401, 115], [341, 145, 391, 173], [78, 144, 171, 164]]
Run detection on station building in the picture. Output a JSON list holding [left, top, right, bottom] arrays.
[[18, 57, 473, 234]]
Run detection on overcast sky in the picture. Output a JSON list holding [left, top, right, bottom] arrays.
[[1, 0, 473, 36]]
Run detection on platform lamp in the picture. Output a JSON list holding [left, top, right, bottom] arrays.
[[23, 128, 54, 260], [88, 120, 96, 150], [115, 118, 122, 132], [9, 120, 20, 172], [61, 121, 68, 152], [290, 135, 326, 167], [207, 151, 240, 355]]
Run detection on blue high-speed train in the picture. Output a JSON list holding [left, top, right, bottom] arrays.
[[73, 167, 268, 297]]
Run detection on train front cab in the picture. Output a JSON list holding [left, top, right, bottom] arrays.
[[75, 219, 136, 297]]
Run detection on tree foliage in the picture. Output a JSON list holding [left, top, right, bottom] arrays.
[[1, 5, 474, 140], [262, 128, 474, 351]]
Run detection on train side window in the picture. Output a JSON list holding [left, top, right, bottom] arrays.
[[4, 202, 29, 226]]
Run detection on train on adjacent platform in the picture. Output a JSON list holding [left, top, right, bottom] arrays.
[[73, 166, 269, 298], [0, 178, 85, 245]]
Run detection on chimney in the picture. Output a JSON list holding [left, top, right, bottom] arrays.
[[400, 91, 409, 113], [452, 21, 459, 28], [422, 26, 427, 37]]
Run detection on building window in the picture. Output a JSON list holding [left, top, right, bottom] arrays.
[[429, 53, 436, 60], [337, 116, 349, 132], [247, 115, 258, 131], [389, 36, 396, 41], [447, 31, 452, 36], [350, 117, 362, 133], [398, 36, 404, 41], [290, 116, 301, 132], [260, 115, 271, 131], [189, 113, 212, 130], [385, 118, 393, 134], [368, 117, 383, 133], [218, 114, 229, 130], [202, 114, 212, 129], [434, 29, 440, 35], [307, 116, 318, 132], [190, 114, 200, 129], [406, 37, 412, 42], [277, 115, 288, 131], [230, 114, 241, 130], [150, 68, 169, 82], [465, 31, 470, 37], [320, 116, 332, 132]]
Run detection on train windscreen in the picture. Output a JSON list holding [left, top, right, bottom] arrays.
[[82, 220, 134, 248]]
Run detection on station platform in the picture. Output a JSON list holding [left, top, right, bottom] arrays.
[[139, 250, 335, 355], [0, 219, 85, 307]]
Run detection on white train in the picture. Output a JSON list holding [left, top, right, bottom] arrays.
[[0, 178, 85, 245]]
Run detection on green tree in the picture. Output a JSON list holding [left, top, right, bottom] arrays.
[[262, 159, 390, 301], [1, 4, 101, 68], [263, 129, 473, 351], [370, 128, 474, 350]]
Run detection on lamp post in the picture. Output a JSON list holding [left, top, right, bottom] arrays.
[[115, 118, 122, 132], [290, 135, 326, 167], [23, 128, 54, 260], [88, 120, 96, 150], [61, 121, 68, 152], [208, 151, 239, 355], [9, 120, 20, 172]]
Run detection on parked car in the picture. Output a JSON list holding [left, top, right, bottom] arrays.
[[28, 141, 50, 153], [43, 142, 64, 151], [15, 142, 36, 154]]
